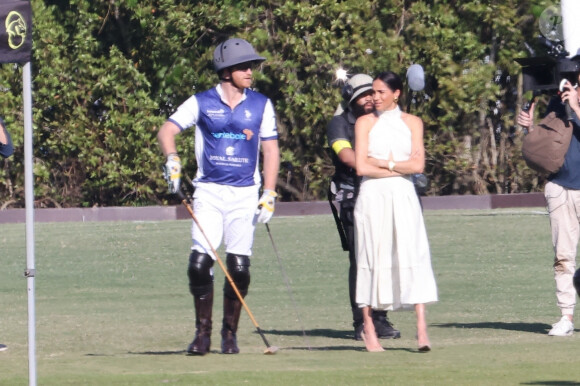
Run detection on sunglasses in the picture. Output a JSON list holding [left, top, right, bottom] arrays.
[[231, 61, 258, 72]]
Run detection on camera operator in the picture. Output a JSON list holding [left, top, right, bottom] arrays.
[[517, 76, 580, 336]]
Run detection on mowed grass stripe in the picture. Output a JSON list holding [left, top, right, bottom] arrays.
[[1, 208, 579, 385]]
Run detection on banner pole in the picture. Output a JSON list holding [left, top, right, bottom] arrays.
[[23, 60, 36, 386], [1, 1, 36, 384]]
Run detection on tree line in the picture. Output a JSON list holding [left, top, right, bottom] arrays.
[[0, 0, 557, 207]]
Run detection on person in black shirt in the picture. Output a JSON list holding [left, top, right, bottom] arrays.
[[327, 74, 400, 341]]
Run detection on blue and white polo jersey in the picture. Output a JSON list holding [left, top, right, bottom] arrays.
[[169, 84, 278, 187]]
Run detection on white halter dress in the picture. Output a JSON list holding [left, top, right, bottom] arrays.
[[354, 106, 438, 311]]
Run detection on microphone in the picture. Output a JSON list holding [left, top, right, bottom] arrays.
[[406, 64, 425, 92], [406, 64, 429, 193]]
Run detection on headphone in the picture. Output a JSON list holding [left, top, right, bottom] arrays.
[[341, 82, 373, 103], [341, 83, 354, 102]]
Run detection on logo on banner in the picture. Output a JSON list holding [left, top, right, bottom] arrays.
[[0, 1, 32, 64], [6, 10, 26, 49]]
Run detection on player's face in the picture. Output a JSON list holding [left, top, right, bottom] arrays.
[[354, 90, 374, 114], [372, 79, 400, 112], [230, 62, 255, 89]]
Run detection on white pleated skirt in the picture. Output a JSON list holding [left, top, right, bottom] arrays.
[[354, 176, 438, 311]]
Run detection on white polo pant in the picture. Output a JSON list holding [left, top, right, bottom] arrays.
[[191, 182, 260, 259]]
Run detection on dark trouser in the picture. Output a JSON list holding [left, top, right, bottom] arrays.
[[343, 203, 361, 326], [340, 201, 388, 327]]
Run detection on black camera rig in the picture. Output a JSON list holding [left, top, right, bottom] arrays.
[[516, 37, 580, 117]]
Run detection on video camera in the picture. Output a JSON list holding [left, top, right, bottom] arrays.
[[516, 36, 580, 116]]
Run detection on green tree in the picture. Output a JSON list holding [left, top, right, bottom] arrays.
[[2, 0, 167, 207], [0, 0, 561, 207]]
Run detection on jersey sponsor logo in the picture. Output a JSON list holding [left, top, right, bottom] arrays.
[[212, 132, 247, 140], [243, 128, 254, 140], [206, 108, 226, 119], [211, 128, 255, 141], [209, 146, 250, 165], [209, 155, 250, 163]]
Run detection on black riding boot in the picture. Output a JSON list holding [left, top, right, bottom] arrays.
[[221, 295, 243, 354], [187, 290, 213, 355]]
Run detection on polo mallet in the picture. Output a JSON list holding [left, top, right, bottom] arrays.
[[264, 223, 311, 350], [177, 190, 279, 355]]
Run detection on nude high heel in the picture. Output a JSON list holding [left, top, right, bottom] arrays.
[[360, 330, 385, 352], [417, 332, 431, 352]]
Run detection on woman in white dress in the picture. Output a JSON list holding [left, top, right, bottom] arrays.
[[354, 71, 438, 352]]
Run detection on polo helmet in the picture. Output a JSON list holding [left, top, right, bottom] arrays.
[[213, 38, 266, 72]]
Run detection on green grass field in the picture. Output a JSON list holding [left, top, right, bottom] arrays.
[[1, 208, 579, 385]]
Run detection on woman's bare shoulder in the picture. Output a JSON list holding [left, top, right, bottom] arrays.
[[401, 112, 423, 128]]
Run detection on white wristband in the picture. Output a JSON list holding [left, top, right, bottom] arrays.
[[388, 160, 396, 171]]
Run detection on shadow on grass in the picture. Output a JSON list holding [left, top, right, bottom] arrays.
[[258, 329, 425, 353], [432, 322, 551, 334], [279, 346, 422, 353], [88, 350, 188, 356], [126, 349, 241, 356], [260, 328, 353, 340], [124, 346, 421, 355], [126, 350, 187, 355], [119, 329, 423, 355], [521, 382, 580, 385]]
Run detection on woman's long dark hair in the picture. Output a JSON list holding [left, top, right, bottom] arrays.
[[374, 71, 404, 97]]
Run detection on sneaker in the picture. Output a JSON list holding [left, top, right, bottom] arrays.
[[373, 313, 401, 339], [0, 344, 6, 352], [548, 316, 574, 336]]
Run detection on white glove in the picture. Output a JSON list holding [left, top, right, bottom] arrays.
[[255, 189, 277, 223], [163, 153, 181, 194]]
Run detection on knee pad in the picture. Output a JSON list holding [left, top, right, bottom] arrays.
[[188, 251, 214, 296], [224, 254, 251, 299]]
